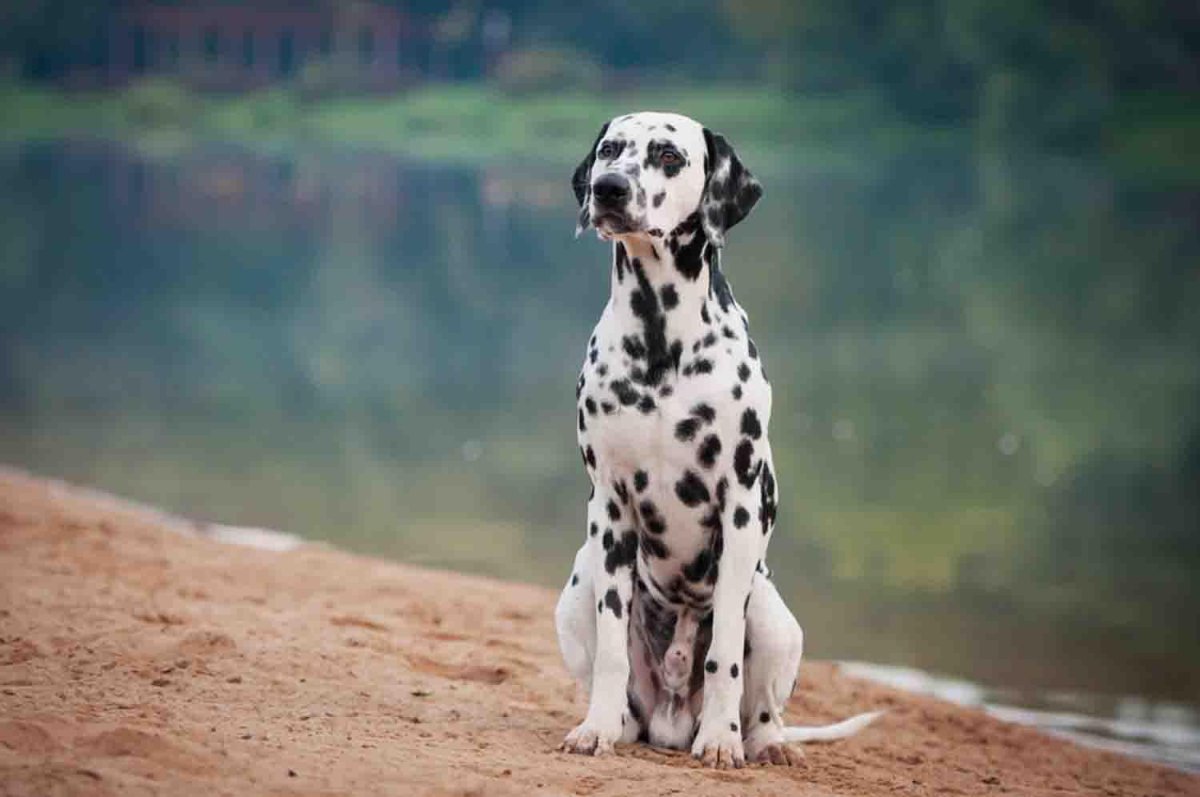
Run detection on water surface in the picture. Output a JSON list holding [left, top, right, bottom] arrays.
[[0, 138, 1196, 739]]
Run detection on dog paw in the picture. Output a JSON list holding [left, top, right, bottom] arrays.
[[691, 721, 745, 769], [744, 723, 804, 766], [560, 719, 620, 757], [750, 742, 804, 766]]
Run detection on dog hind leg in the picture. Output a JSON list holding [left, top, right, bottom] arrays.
[[555, 543, 598, 697], [740, 571, 806, 765]]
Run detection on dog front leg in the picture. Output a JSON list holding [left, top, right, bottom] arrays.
[[561, 486, 638, 756], [690, 480, 761, 768]]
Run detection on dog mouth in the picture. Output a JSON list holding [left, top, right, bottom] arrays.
[[591, 209, 641, 235]]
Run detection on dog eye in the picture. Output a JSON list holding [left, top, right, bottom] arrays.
[[598, 142, 616, 159]]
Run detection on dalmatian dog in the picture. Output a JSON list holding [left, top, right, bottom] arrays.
[[555, 112, 880, 768]]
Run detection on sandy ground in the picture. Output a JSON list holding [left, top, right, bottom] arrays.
[[0, 468, 1195, 797]]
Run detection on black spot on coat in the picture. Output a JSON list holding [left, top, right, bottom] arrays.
[[622, 336, 646, 360], [638, 499, 662, 529], [603, 588, 624, 618], [740, 408, 762, 440], [640, 533, 670, 559], [734, 440, 759, 487], [710, 264, 735, 311], [697, 434, 722, 469], [673, 222, 707, 280], [611, 379, 639, 406], [638, 499, 667, 535], [675, 471, 710, 506], [675, 418, 699, 442], [715, 476, 728, 509], [604, 529, 638, 574], [682, 548, 711, 582], [760, 462, 778, 534]]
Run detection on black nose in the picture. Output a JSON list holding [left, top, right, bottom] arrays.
[[591, 174, 630, 206]]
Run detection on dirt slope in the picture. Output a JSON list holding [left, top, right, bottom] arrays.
[[0, 468, 1194, 797]]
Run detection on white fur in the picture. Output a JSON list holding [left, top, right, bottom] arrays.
[[780, 711, 885, 743]]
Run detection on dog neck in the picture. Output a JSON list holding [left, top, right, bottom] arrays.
[[606, 213, 728, 351]]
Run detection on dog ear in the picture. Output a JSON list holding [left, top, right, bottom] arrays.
[[701, 128, 763, 248], [572, 121, 610, 236]]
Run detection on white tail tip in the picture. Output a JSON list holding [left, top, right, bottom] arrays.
[[780, 710, 884, 743]]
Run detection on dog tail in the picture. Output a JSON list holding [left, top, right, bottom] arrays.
[[780, 710, 883, 743]]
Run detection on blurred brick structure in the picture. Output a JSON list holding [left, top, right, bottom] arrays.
[[106, 2, 424, 91]]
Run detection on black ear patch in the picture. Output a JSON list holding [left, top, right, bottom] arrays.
[[701, 129, 763, 248], [572, 121, 610, 235]]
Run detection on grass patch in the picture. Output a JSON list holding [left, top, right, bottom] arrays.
[[0, 78, 921, 167], [5, 79, 1190, 180]]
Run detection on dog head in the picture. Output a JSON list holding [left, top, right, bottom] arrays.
[[572, 112, 762, 248]]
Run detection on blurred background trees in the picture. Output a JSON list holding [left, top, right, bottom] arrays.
[[2, 0, 1195, 149]]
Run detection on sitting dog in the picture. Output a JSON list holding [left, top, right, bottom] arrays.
[[554, 112, 880, 768]]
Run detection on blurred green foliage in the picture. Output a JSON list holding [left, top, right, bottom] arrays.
[[1, 0, 1195, 158], [0, 79, 921, 166]]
